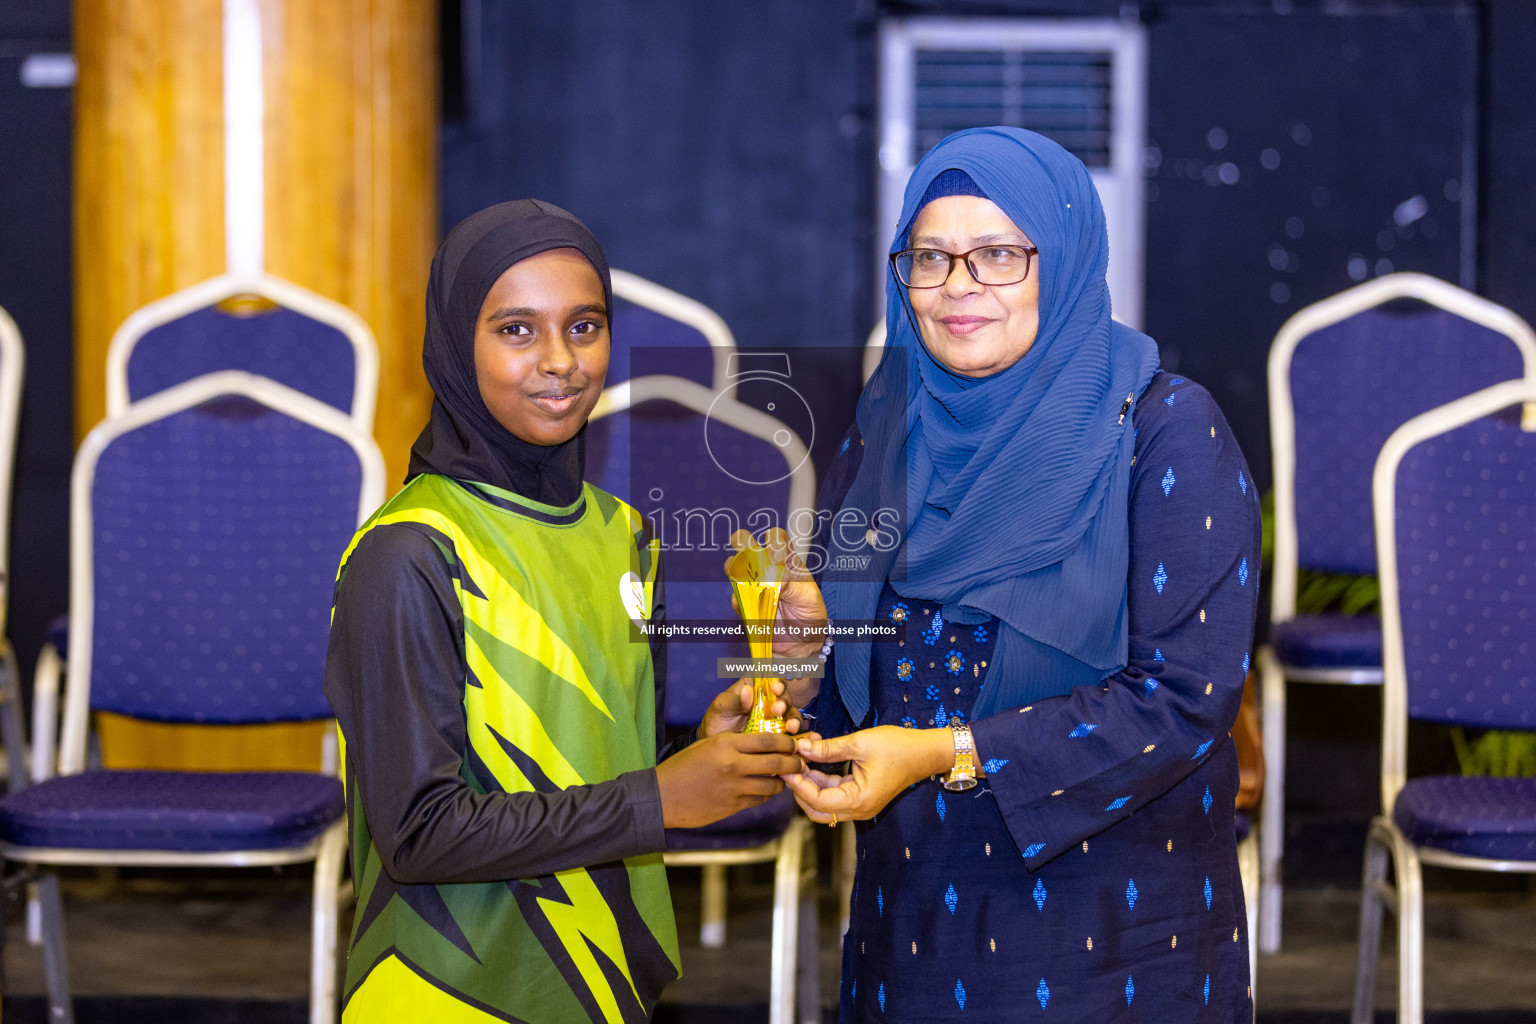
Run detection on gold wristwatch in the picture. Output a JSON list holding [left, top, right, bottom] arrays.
[[942, 722, 980, 791]]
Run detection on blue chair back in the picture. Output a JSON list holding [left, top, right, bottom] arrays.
[[88, 394, 364, 724], [588, 390, 805, 727], [1291, 303, 1525, 575], [1392, 409, 1536, 729], [127, 306, 356, 416]]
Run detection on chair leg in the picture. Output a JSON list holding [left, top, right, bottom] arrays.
[[310, 822, 347, 1024], [700, 863, 727, 949], [1237, 829, 1259, 1008], [1351, 823, 1391, 1024], [1258, 648, 1287, 954], [38, 871, 72, 1024], [837, 820, 856, 936], [0, 640, 30, 791], [1394, 834, 1424, 1024], [796, 822, 820, 1024], [769, 818, 808, 1024]]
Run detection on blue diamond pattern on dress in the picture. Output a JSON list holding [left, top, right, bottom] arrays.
[[1243, 652, 1250, 673], [1106, 795, 1132, 811], [1162, 466, 1176, 496], [840, 437, 850, 453], [955, 979, 966, 1010], [1154, 563, 1168, 593], [1203, 786, 1213, 814], [983, 758, 1009, 773], [1239, 470, 1247, 495], [1126, 975, 1135, 1006], [1204, 974, 1211, 1005], [879, 982, 885, 1011], [1154, 648, 1165, 661], [1125, 878, 1139, 909], [1166, 393, 1176, 406], [1036, 979, 1051, 1010], [1239, 557, 1249, 586], [1170, 377, 1185, 386], [878, 885, 884, 915], [1023, 842, 1046, 859], [936, 704, 950, 727], [1193, 739, 1212, 759], [935, 791, 946, 822], [1069, 723, 1098, 738], [1204, 876, 1213, 909], [1144, 678, 1160, 696], [945, 883, 958, 913], [1032, 877, 1047, 910]]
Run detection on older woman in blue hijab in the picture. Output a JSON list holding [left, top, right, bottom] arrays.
[[776, 128, 1260, 1020]]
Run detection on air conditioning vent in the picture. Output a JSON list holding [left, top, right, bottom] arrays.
[[913, 50, 1114, 168]]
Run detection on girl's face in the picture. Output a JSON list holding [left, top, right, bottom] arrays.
[[473, 247, 610, 446], [904, 195, 1041, 378]]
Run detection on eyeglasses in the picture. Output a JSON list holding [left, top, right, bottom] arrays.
[[889, 244, 1039, 288]]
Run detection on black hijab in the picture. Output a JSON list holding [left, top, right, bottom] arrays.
[[406, 199, 612, 506]]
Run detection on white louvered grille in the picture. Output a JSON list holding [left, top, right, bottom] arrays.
[[912, 50, 1114, 169]]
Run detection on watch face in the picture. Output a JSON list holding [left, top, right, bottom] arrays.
[[943, 776, 978, 792]]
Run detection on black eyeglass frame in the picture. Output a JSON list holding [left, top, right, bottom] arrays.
[[888, 244, 1041, 288]]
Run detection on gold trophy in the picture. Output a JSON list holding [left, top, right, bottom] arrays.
[[726, 539, 790, 734]]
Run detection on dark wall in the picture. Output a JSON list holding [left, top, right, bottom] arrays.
[[1481, 0, 1536, 329], [441, 0, 879, 475], [0, 0, 73, 693], [1143, 1, 1480, 497]]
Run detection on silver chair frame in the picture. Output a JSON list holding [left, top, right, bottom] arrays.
[[1350, 379, 1536, 1024], [6, 371, 384, 1024], [1259, 272, 1536, 953]]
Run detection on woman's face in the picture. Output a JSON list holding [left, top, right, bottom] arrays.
[[904, 196, 1040, 377], [474, 247, 610, 446]]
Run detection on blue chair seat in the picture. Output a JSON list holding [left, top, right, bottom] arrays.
[[1271, 613, 1382, 670], [665, 789, 797, 852], [1392, 775, 1536, 862], [0, 770, 342, 853]]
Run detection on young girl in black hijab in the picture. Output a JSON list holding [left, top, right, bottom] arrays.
[[324, 200, 801, 1023]]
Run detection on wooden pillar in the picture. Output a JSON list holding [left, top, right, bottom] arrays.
[[74, 0, 436, 770]]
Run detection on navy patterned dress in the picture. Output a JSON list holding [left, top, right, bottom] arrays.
[[807, 372, 1260, 1022]]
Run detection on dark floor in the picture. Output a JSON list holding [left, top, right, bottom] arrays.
[[2, 828, 1534, 1022]]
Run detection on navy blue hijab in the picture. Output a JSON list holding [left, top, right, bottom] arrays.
[[823, 127, 1160, 724]]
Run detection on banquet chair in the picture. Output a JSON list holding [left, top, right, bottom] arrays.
[[1352, 379, 1536, 1024], [610, 269, 734, 390], [104, 272, 378, 429], [588, 373, 820, 1024], [29, 273, 380, 782], [1259, 272, 1536, 952], [0, 371, 385, 1024]]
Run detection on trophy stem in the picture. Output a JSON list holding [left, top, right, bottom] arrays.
[[744, 675, 785, 734]]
